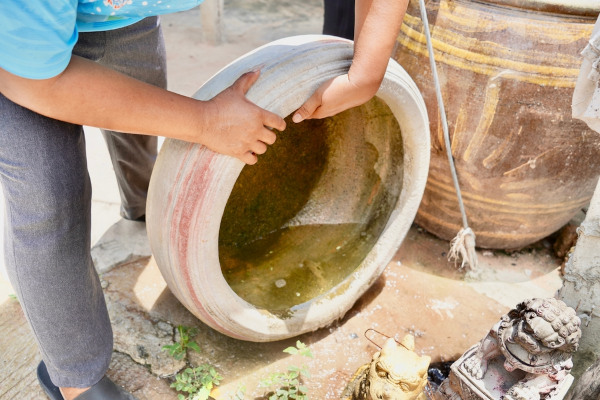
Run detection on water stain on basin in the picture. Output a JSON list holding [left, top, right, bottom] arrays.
[[219, 97, 404, 310]]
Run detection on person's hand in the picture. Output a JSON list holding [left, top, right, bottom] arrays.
[[203, 70, 286, 164], [291, 73, 380, 123]]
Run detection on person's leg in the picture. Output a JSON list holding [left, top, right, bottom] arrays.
[[0, 16, 165, 399], [0, 94, 113, 389], [323, 0, 355, 40], [95, 16, 167, 221]]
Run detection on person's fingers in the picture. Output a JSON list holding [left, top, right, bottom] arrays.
[[240, 151, 258, 165], [262, 110, 286, 131], [292, 90, 322, 123], [234, 70, 261, 95], [259, 128, 277, 145], [250, 141, 268, 155], [232, 71, 286, 131], [303, 106, 331, 120]]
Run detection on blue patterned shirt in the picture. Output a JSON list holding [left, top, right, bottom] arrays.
[[0, 0, 203, 79]]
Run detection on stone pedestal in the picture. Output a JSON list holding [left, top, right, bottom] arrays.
[[558, 178, 600, 377], [436, 346, 574, 400]]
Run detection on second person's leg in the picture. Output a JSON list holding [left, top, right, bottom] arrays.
[[93, 16, 167, 220]]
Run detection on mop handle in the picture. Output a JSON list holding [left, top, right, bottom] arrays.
[[418, 0, 469, 229]]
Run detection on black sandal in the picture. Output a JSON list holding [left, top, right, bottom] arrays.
[[37, 361, 64, 400], [37, 361, 137, 400]]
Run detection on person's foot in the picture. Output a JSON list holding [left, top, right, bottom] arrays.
[[60, 387, 90, 400]]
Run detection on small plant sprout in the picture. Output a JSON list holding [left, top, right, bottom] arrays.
[[282, 341, 313, 358], [259, 340, 313, 400], [171, 364, 223, 400], [162, 325, 201, 360]]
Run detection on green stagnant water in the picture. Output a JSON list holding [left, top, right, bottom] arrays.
[[219, 98, 404, 310]]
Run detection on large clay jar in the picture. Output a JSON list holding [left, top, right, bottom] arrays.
[[395, 0, 600, 249], [146, 36, 430, 341]]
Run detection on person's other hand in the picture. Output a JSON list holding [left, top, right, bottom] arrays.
[[204, 70, 286, 164], [291, 73, 379, 123]]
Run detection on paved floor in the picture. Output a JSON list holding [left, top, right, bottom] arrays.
[[0, 226, 564, 399], [0, 1, 570, 399]]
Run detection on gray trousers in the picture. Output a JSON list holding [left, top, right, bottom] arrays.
[[0, 17, 166, 388]]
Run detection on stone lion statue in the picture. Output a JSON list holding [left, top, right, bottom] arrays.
[[463, 298, 581, 400], [346, 334, 431, 400]]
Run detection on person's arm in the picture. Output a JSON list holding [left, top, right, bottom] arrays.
[[0, 56, 285, 165], [292, 0, 408, 123]]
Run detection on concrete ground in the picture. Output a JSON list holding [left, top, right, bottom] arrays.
[[0, 1, 571, 399]]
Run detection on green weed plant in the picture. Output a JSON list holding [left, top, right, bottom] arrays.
[[171, 364, 223, 400], [162, 326, 313, 400], [259, 340, 313, 400], [162, 325, 201, 360]]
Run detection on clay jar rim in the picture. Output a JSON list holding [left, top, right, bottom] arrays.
[[146, 35, 430, 341], [467, 0, 600, 16]]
